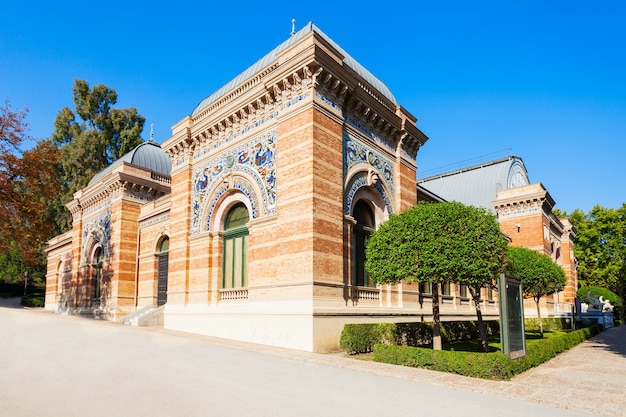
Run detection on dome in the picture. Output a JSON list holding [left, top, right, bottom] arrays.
[[88, 140, 172, 185]]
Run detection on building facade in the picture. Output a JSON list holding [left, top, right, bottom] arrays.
[[418, 156, 578, 311], [45, 24, 575, 353]]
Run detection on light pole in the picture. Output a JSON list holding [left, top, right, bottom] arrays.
[[23, 271, 28, 296]]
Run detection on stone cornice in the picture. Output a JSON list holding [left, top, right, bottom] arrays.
[[67, 163, 172, 216]]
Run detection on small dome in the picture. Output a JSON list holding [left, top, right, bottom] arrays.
[[121, 140, 171, 176], [88, 140, 171, 185]]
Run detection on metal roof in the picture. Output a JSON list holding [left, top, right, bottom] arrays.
[[191, 22, 397, 117], [88, 140, 171, 185], [416, 156, 530, 212]]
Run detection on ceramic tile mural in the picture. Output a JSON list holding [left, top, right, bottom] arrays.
[[191, 129, 277, 234], [343, 134, 394, 215], [81, 209, 112, 259]]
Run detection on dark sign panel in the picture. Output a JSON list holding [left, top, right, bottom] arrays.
[[498, 274, 526, 359]]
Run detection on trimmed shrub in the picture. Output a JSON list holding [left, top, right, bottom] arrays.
[[339, 323, 393, 354], [372, 324, 602, 380], [577, 286, 622, 307], [340, 320, 500, 354]]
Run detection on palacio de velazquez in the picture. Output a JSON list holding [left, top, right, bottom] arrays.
[[45, 23, 577, 352]]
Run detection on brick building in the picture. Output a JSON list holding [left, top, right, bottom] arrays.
[[418, 156, 578, 312], [45, 24, 575, 352]]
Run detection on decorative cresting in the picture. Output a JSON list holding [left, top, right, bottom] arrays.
[[81, 209, 112, 260], [191, 130, 277, 235]]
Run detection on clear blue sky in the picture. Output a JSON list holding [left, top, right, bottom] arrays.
[[2, 1, 624, 214]]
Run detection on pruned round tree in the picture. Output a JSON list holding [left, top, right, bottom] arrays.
[[365, 201, 509, 350], [505, 246, 566, 337]]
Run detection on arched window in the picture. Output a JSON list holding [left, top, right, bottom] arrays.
[[158, 237, 169, 253], [223, 203, 250, 289], [156, 236, 169, 306], [353, 200, 375, 287], [93, 247, 103, 300]]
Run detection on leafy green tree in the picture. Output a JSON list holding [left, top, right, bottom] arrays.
[[505, 247, 566, 337], [51, 79, 145, 232], [570, 204, 626, 321], [365, 202, 509, 350], [1, 102, 61, 269]]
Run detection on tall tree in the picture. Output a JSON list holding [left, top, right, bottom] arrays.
[[0, 102, 61, 272], [51, 79, 146, 232], [505, 246, 566, 337], [365, 202, 509, 350], [570, 204, 626, 321]]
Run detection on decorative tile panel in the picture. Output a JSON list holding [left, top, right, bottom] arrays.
[[344, 173, 392, 215], [343, 134, 394, 215], [191, 130, 277, 235], [81, 209, 112, 259]]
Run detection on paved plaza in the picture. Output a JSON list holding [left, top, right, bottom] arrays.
[[1, 298, 624, 417]]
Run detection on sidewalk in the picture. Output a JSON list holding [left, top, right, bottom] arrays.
[[239, 324, 626, 416]]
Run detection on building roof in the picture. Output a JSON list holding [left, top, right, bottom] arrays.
[[416, 156, 530, 212], [88, 140, 172, 185], [191, 22, 397, 117]]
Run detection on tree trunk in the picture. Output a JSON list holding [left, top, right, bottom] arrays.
[[535, 297, 543, 338], [432, 282, 442, 350], [470, 287, 489, 352]]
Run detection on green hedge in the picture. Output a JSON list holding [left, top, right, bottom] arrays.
[[524, 317, 573, 332], [340, 320, 500, 354], [340, 318, 578, 354], [372, 325, 602, 380]]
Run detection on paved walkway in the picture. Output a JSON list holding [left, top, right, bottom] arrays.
[[1, 298, 624, 416]]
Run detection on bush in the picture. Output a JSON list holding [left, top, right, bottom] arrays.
[[577, 286, 622, 307], [374, 344, 513, 380], [21, 293, 45, 308], [524, 317, 572, 332], [373, 324, 602, 380], [340, 320, 500, 354]]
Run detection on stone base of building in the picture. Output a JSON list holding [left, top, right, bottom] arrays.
[[163, 300, 503, 353]]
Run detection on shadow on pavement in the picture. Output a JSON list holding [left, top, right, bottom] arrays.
[[0, 297, 24, 309], [587, 325, 626, 358]]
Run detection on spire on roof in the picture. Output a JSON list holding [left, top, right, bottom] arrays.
[[291, 18, 296, 36], [149, 122, 155, 142]]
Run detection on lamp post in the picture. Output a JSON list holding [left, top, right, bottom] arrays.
[[23, 271, 28, 296]]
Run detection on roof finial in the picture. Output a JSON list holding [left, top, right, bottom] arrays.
[[291, 18, 296, 36], [150, 122, 155, 142]]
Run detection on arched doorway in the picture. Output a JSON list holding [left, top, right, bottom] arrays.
[[156, 236, 169, 306], [223, 203, 250, 289], [353, 200, 375, 287]]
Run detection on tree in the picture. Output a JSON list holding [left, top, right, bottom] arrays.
[[505, 246, 566, 337], [577, 286, 622, 314], [365, 202, 509, 350], [51, 79, 145, 232], [0, 102, 61, 271], [570, 204, 626, 321]]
